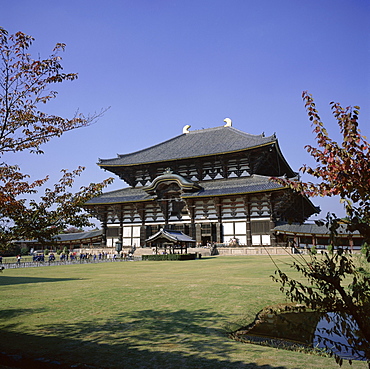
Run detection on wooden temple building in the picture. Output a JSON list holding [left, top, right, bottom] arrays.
[[146, 228, 196, 255], [84, 120, 319, 249], [273, 223, 364, 250]]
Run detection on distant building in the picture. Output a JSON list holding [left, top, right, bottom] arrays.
[[274, 223, 364, 250], [84, 121, 319, 248], [52, 230, 103, 249], [12, 230, 103, 252]]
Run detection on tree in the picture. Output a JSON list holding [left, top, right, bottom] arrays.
[[0, 27, 102, 155], [271, 92, 370, 365], [271, 218, 370, 364], [0, 28, 112, 250], [274, 91, 370, 245]]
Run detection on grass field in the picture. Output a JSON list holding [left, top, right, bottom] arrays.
[[0, 256, 367, 369]]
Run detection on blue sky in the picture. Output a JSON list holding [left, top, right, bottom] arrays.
[[2, 0, 370, 225]]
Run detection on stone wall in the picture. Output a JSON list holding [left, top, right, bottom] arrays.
[[72, 246, 213, 257], [217, 246, 290, 255]]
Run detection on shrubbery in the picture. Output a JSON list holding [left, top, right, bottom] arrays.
[[142, 254, 197, 261]]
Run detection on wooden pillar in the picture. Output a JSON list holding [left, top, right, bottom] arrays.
[[136, 203, 147, 247], [213, 197, 223, 244], [220, 157, 228, 179], [243, 196, 252, 246], [195, 159, 204, 181], [190, 223, 196, 240], [140, 226, 146, 247], [294, 235, 299, 248], [119, 207, 124, 247], [101, 209, 108, 247], [268, 194, 276, 246], [216, 223, 222, 244], [158, 200, 169, 228], [195, 223, 202, 245], [312, 234, 316, 247], [185, 199, 196, 240]]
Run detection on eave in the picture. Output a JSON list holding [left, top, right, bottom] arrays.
[[98, 141, 277, 168]]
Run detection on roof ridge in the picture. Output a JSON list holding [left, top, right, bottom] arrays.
[[116, 133, 184, 159], [187, 125, 272, 139], [98, 125, 278, 166], [110, 126, 274, 161]]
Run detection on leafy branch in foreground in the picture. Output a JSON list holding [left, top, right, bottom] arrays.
[[273, 91, 370, 245], [271, 92, 370, 365], [272, 247, 370, 360], [1, 167, 113, 247], [0, 27, 107, 155], [0, 27, 112, 250]]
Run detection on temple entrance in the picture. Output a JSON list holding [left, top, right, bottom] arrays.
[[202, 236, 211, 246], [200, 223, 218, 245]]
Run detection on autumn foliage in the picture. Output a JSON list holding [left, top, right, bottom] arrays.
[[0, 28, 100, 154], [271, 93, 370, 364], [274, 91, 370, 243]]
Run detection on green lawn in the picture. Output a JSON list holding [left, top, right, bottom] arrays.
[[0, 256, 367, 368]]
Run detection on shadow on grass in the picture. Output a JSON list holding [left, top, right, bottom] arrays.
[[0, 308, 47, 320], [0, 276, 80, 286], [0, 308, 290, 369]]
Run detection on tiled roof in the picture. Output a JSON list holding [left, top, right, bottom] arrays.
[[274, 223, 360, 236], [182, 175, 283, 198], [99, 126, 276, 166], [54, 230, 102, 242], [85, 187, 155, 205], [146, 229, 196, 243], [85, 175, 283, 205], [14, 230, 102, 244]]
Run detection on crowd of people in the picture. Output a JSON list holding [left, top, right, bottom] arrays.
[[48, 251, 135, 263], [75, 251, 134, 262], [0, 251, 135, 266]]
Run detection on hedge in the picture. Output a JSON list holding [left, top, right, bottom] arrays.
[[142, 254, 197, 261]]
